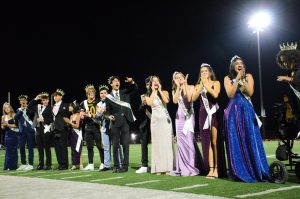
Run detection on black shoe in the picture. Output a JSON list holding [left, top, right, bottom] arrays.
[[58, 166, 68, 170], [99, 167, 111, 172], [118, 168, 128, 173], [112, 168, 120, 173], [36, 165, 44, 170], [44, 166, 52, 170]]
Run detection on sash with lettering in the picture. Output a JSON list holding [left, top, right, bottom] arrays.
[[178, 95, 194, 135], [200, 87, 219, 130], [106, 94, 136, 121], [234, 79, 262, 128]]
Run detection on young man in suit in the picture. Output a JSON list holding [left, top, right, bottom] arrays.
[[136, 77, 152, 173], [105, 76, 138, 173], [27, 92, 54, 170], [52, 89, 69, 170], [14, 95, 35, 171]]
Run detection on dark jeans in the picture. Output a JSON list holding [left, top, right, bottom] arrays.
[[85, 125, 102, 164], [18, 127, 35, 165]]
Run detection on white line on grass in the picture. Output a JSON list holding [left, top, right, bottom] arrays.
[[61, 174, 91, 180], [171, 184, 209, 191], [18, 171, 46, 176], [90, 176, 124, 182], [37, 171, 85, 178], [266, 155, 275, 158], [125, 180, 160, 186], [235, 185, 300, 198]]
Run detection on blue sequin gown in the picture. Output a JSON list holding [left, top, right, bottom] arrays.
[[224, 81, 270, 182]]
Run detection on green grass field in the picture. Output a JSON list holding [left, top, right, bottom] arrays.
[[0, 141, 300, 198]]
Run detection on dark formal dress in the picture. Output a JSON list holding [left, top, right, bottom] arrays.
[[224, 80, 270, 182]]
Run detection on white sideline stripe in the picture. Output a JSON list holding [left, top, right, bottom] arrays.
[[171, 184, 209, 190], [18, 171, 46, 176], [266, 155, 275, 158], [37, 171, 85, 178], [125, 180, 160, 186], [61, 174, 91, 180], [235, 185, 300, 198], [91, 177, 124, 182]]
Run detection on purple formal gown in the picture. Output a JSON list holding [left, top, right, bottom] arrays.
[[172, 95, 203, 176]]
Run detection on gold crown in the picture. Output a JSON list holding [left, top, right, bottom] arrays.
[[279, 42, 298, 51], [99, 84, 109, 91], [85, 84, 95, 92], [18, 94, 28, 100], [55, 89, 65, 96], [39, 92, 49, 98]]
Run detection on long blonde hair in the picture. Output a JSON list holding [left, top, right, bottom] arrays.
[[2, 102, 15, 118]]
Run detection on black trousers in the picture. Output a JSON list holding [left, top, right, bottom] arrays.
[[35, 127, 53, 167], [85, 125, 103, 164], [53, 129, 69, 168], [111, 118, 130, 169], [139, 123, 150, 167]]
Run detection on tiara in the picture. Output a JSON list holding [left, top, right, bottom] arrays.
[[85, 84, 95, 92], [200, 63, 211, 68], [55, 88, 65, 96], [39, 92, 49, 98], [3, 102, 10, 107], [172, 71, 181, 79], [18, 94, 28, 100], [71, 100, 79, 107], [279, 42, 297, 51], [99, 84, 109, 91], [230, 55, 241, 63]]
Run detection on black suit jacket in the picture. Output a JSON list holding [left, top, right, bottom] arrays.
[[52, 101, 69, 131], [27, 99, 54, 128], [105, 83, 138, 127]]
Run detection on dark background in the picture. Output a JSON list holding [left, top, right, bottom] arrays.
[[1, 1, 300, 137]]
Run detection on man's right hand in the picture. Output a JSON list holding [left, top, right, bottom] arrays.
[[108, 115, 115, 121]]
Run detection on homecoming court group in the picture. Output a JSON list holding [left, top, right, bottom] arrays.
[[2, 47, 300, 183]]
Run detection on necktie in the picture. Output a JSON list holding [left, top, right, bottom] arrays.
[[115, 91, 119, 100]]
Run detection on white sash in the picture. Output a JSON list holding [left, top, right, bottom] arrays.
[[178, 96, 194, 135], [84, 100, 89, 112], [73, 128, 83, 152], [289, 84, 300, 99], [22, 108, 33, 126], [97, 101, 108, 133], [106, 94, 136, 121], [200, 88, 219, 130], [234, 79, 262, 128], [4, 115, 19, 132]]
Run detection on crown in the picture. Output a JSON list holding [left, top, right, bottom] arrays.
[[55, 88, 65, 96], [99, 84, 109, 91], [279, 42, 297, 51], [108, 76, 120, 84], [39, 92, 49, 98], [85, 84, 95, 92], [200, 63, 211, 68], [18, 94, 28, 100], [230, 55, 241, 63]]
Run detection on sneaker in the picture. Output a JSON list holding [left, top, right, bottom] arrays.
[[83, 164, 94, 171], [135, 166, 148, 174], [24, 165, 34, 171], [79, 165, 84, 170], [70, 165, 78, 170], [99, 163, 104, 171], [17, 165, 27, 171]]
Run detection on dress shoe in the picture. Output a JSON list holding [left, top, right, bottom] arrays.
[[112, 168, 120, 173], [36, 165, 44, 170], [118, 167, 128, 173], [99, 167, 111, 172], [44, 166, 52, 170]]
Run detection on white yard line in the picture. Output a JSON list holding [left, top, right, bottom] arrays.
[[61, 174, 91, 180], [235, 185, 300, 198], [171, 184, 209, 191], [266, 155, 275, 158], [37, 171, 85, 178], [18, 171, 46, 176], [90, 176, 124, 182], [125, 180, 160, 186]]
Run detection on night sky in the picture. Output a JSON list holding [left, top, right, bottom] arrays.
[[1, 1, 300, 134]]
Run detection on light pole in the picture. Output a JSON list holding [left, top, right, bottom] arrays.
[[248, 11, 271, 137]]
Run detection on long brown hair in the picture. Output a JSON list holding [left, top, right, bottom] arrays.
[[196, 64, 217, 84]]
